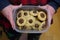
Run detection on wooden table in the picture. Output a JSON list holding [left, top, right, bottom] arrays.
[[39, 8, 60, 40], [0, 26, 9, 40]]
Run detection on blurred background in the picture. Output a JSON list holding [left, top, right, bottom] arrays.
[[0, 8, 60, 40]]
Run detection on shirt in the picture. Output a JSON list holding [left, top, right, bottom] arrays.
[[0, 0, 60, 11]]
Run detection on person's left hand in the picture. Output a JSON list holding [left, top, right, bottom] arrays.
[[1, 4, 22, 30], [38, 4, 55, 26]]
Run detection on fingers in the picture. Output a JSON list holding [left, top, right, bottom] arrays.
[[10, 19, 16, 30], [9, 16, 16, 30], [48, 13, 52, 26], [7, 12, 16, 30], [10, 20, 15, 28]]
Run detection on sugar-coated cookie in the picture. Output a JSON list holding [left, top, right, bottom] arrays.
[[16, 17, 26, 26], [23, 11, 30, 17], [30, 10, 38, 16], [38, 11, 46, 21], [26, 16, 35, 26], [17, 10, 24, 18]]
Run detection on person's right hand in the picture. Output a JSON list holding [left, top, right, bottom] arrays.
[[38, 5, 55, 26], [1, 4, 22, 30]]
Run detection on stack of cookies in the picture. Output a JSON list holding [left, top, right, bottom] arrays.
[[16, 9, 47, 31]]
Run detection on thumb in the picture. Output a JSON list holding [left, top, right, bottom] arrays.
[[38, 5, 48, 10], [12, 4, 22, 9]]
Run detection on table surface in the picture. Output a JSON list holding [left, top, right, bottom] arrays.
[[39, 8, 60, 40]]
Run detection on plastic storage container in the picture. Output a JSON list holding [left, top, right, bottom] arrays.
[[13, 6, 50, 33]]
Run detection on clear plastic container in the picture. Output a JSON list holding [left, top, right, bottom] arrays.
[[13, 6, 50, 33]]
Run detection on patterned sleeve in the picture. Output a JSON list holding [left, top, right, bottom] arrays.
[[49, 0, 60, 11], [0, 0, 10, 11]]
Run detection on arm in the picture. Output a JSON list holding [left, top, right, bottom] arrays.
[[0, 0, 10, 11], [49, 0, 60, 11]]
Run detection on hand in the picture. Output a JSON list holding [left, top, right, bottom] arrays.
[[38, 5, 55, 26], [1, 4, 22, 30]]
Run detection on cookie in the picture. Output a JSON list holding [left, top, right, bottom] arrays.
[[16, 17, 26, 26], [37, 11, 46, 21], [17, 10, 24, 18], [30, 10, 38, 16], [26, 16, 35, 26], [39, 21, 46, 30], [23, 11, 30, 17], [32, 21, 41, 30]]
